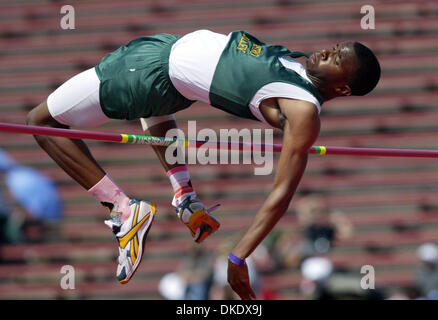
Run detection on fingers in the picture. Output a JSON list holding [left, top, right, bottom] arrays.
[[227, 259, 257, 300], [229, 280, 257, 300], [241, 290, 256, 300], [232, 285, 252, 300], [248, 286, 257, 300]]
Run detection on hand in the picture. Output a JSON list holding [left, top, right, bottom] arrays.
[[227, 259, 257, 300]]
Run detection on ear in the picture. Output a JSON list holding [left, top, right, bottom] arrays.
[[335, 84, 352, 96]]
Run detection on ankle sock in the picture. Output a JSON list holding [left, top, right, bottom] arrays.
[[88, 175, 131, 223], [167, 166, 196, 221]]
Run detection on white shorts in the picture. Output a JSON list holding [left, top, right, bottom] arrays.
[[47, 67, 110, 128], [47, 67, 176, 129]]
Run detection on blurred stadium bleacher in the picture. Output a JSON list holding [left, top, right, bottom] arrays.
[[1, 0, 438, 300]]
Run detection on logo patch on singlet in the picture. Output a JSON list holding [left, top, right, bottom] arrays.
[[236, 33, 262, 57]]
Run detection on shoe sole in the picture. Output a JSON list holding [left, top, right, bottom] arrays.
[[192, 212, 220, 244], [119, 201, 156, 284]]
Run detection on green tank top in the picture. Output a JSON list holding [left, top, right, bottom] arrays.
[[209, 31, 324, 121]]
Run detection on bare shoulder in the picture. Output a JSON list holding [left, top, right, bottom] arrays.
[[277, 98, 319, 123], [277, 98, 320, 151]]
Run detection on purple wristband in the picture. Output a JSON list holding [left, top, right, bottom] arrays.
[[228, 252, 246, 266]]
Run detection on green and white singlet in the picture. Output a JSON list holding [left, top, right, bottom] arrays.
[[95, 29, 324, 125], [169, 30, 323, 125]]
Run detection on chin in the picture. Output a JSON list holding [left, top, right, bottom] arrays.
[[305, 60, 310, 68]]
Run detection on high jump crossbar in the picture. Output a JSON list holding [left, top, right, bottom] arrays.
[[1, 122, 438, 158]]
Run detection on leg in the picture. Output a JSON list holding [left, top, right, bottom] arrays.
[[141, 116, 219, 243], [28, 67, 156, 284], [142, 116, 196, 205], [26, 100, 137, 220], [26, 101, 105, 190], [26, 101, 133, 220], [142, 117, 181, 172], [26, 67, 134, 222]]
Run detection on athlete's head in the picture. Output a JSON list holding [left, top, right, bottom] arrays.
[[306, 41, 380, 100]]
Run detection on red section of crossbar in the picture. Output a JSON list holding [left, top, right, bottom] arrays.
[[0, 122, 122, 143], [191, 140, 283, 153], [310, 146, 438, 158]]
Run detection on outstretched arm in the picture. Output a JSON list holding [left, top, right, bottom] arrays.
[[227, 99, 320, 300]]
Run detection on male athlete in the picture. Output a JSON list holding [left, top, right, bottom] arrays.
[[26, 29, 380, 299]]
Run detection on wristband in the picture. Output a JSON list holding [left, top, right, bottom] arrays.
[[228, 252, 246, 266]]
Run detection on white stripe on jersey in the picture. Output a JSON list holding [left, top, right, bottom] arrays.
[[169, 30, 228, 104]]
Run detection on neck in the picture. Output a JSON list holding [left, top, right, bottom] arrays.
[[306, 71, 337, 102]]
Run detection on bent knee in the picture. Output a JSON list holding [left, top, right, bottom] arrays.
[[26, 101, 65, 128], [26, 107, 39, 126], [26, 101, 46, 126]]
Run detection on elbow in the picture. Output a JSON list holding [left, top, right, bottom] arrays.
[[291, 146, 311, 158]]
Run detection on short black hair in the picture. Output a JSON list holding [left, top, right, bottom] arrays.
[[349, 42, 381, 96]]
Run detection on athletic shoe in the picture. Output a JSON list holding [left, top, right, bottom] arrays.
[[104, 199, 156, 284], [176, 197, 220, 244]]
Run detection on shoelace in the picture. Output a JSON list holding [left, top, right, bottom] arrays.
[[107, 213, 122, 235], [110, 212, 121, 225]]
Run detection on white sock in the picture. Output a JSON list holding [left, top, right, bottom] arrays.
[[167, 166, 196, 222]]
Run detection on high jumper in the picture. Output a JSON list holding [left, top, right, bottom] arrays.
[[25, 29, 380, 299]]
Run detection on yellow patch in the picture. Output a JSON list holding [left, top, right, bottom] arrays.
[[237, 34, 250, 53], [134, 235, 139, 257], [118, 213, 150, 249], [130, 239, 137, 264], [250, 44, 262, 57]]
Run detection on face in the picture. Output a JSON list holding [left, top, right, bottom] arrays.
[[306, 42, 359, 96]]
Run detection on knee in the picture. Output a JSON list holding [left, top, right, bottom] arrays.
[[26, 101, 59, 128], [26, 104, 41, 126], [25, 102, 59, 145]]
